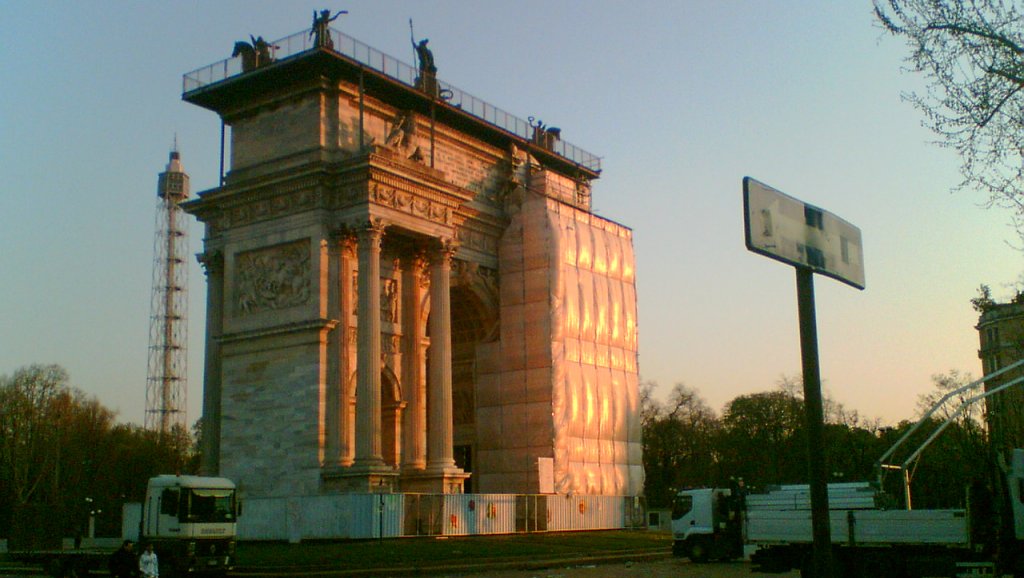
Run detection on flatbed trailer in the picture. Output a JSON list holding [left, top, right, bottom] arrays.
[[671, 462, 1021, 578]]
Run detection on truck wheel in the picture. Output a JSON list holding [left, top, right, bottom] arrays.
[[799, 553, 815, 578], [158, 559, 176, 578], [688, 539, 711, 563], [66, 560, 91, 578], [46, 558, 65, 578]]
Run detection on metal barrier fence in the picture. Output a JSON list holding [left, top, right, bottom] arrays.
[[182, 28, 600, 172], [237, 493, 645, 542]]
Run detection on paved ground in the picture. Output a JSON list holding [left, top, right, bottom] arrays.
[[426, 558, 799, 578], [0, 557, 799, 578]]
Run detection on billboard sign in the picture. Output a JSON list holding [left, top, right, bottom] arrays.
[[743, 177, 865, 290]]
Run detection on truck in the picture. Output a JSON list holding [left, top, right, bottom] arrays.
[[672, 362, 1024, 578], [9, 475, 240, 578], [671, 468, 1024, 577]]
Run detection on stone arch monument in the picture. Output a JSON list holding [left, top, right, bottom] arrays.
[[182, 25, 643, 498]]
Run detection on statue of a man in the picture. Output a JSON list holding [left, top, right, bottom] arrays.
[[252, 36, 275, 67], [311, 9, 346, 49], [413, 38, 436, 77]]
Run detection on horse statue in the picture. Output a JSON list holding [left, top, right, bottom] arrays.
[[232, 36, 277, 73], [232, 41, 257, 72]]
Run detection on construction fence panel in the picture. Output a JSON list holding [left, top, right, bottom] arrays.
[[237, 493, 642, 541], [442, 494, 518, 536]]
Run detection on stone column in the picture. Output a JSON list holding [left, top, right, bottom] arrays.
[[339, 236, 357, 466], [324, 235, 342, 467], [427, 239, 458, 472], [401, 250, 428, 472], [354, 220, 386, 468], [198, 250, 224, 476]]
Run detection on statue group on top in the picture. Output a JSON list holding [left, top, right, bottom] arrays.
[[233, 9, 441, 99], [233, 35, 277, 73]]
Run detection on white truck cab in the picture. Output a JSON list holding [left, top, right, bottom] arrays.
[[140, 475, 239, 576], [671, 487, 743, 562]]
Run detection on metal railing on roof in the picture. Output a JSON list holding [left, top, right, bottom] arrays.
[[182, 28, 601, 172]]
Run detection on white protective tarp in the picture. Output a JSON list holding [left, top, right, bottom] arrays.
[[549, 202, 643, 496]]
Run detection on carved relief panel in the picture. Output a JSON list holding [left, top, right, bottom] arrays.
[[234, 239, 311, 315]]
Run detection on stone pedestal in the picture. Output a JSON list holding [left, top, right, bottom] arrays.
[[322, 465, 399, 493], [400, 469, 470, 494]]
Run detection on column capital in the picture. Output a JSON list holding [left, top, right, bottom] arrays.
[[406, 241, 431, 262], [349, 217, 388, 239], [330, 230, 358, 258], [430, 237, 459, 263], [197, 250, 224, 276]]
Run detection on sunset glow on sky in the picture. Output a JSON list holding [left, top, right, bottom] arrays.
[[2, 1, 1020, 426]]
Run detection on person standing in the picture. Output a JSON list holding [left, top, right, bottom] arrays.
[[139, 543, 159, 578], [108, 540, 137, 578]]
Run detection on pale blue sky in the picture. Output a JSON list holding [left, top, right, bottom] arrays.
[[1, 1, 1018, 426]]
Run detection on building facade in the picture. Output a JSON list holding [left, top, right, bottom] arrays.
[[977, 301, 1024, 452], [181, 27, 643, 498]]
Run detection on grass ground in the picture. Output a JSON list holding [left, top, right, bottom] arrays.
[[234, 530, 673, 572]]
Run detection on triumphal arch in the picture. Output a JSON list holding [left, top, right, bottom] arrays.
[[182, 19, 643, 498]]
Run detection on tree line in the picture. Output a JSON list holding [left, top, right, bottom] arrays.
[[0, 362, 994, 536], [0, 364, 197, 538], [641, 372, 991, 509]]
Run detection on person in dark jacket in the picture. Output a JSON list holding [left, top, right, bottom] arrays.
[[109, 540, 137, 578]]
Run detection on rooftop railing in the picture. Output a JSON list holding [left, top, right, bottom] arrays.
[[183, 28, 601, 173]]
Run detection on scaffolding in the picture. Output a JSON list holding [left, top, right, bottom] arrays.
[[145, 148, 190, 434]]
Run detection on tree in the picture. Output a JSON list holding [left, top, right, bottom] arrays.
[[641, 382, 721, 506], [876, 370, 992, 508], [716, 378, 885, 489], [719, 390, 806, 487], [971, 284, 997, 313], [0, 364, 198, 538], [875, 0, 1024, 235], [0, 364, 70, 505]]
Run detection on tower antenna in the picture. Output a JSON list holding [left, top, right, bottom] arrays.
[[145, 145, 190, 435]]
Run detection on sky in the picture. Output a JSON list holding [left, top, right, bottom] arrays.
[[2, 1, 1020, 428]]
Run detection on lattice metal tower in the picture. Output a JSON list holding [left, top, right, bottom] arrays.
[[145, 147, 190, 434]]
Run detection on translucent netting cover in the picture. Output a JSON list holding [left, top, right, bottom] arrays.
[[549, 205, 644, 496]]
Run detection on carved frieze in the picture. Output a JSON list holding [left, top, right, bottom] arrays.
[[455, 227, 497, 255], [368, 181, 453, 225], [235, 240, 311, 315], [215, 181, 321, 232]]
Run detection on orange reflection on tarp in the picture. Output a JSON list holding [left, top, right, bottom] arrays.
[[550, 204, 643, 496]]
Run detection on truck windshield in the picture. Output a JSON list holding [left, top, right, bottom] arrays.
[[672, 495, 693, 520], [183, 488, 235, 523]]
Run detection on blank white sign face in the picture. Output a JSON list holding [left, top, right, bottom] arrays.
[[743, 177, 865, 290]]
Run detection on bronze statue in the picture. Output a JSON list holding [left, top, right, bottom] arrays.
[[311, 9, 346, 49], [232, 36, 276, 73], [409, 20, 438, 94], [232, 41, 257, 72], [413, 38, 436, 77], [253, 36, 276, 67]]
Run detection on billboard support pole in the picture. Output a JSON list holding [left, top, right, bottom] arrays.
[[796, 267, 834, 578]]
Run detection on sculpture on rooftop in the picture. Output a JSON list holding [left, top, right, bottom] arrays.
[[253, 36, 276, 67], [409, 20, 438, 95], [233, 36, 277, 73], [528, 116, 561, 150], [233, 41, 257, 72], [311, 9, 346, 49]]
